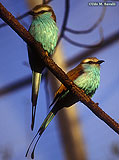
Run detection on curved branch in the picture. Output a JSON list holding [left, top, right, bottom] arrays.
[[0, 2, 119, 135], [63, 29, 104, 49], [65, 5, 106, 34], [66, 31, 119, 67], [57, 0, 70, 46]]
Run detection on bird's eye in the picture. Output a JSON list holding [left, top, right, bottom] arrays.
[[87, 61, 93, 64], [37, 10, 48, 14]]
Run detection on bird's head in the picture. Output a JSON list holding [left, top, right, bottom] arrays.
[[80, 57, 104, 70], [29, 4, 56, 22]]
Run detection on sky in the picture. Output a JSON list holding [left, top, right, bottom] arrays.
[[0, 0, 119, 160]]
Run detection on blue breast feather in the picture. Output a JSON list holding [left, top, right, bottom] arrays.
[[60, 65, 100, 100], [29, 12, 58, 55], [74, 65, 100, 96]]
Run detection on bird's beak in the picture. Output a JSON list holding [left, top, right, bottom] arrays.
[[97, 60, 105, 64]]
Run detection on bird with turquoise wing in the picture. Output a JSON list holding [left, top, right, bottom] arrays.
[[25, 57, 104, 159], [28, 4, 58, 130]]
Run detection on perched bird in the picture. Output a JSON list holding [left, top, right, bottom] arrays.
[[25, 57, 104, 159], [28, 4, 58, 130]]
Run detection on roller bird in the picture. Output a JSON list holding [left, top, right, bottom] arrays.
[[26, 57, 104, 159], [28, 4, 58, 130]]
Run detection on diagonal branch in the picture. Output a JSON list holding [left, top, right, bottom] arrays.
[[0, 11, 30, 28], [0, 2, 119, 135], [1, 30, 118, 97], [0, 0, 53, 28]]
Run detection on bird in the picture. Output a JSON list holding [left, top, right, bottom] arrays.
[[27, 4, 58, 130], [25, 57, 104, 159]]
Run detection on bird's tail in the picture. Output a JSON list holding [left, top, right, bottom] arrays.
[[25, 106, 58, 159], [31, 71, 41, 131]]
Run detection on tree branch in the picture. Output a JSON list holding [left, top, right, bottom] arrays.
[[65, 4, 106, 34], [57, 0, 105, 48], [66, 30, 119, 67], [57, 0, 70, 46], [63, 28, 104, 49], [0, 0, 53, 28], [0, 2, 119, 134], [0, 11, 30, 28]]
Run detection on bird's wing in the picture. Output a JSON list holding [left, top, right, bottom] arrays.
[[55, 64, 84, 96], [49, 64, 84, 107], [67, 64, 84, 80], [49, 84, 66, 108]]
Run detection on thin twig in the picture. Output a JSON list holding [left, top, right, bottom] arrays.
[[66, 31, 119, 67], [63, 30, 104, 48], [57, 0, 105, 49], [65, 5, 106, 34], [0, 2, 119, 135], [57, 0, 70, 46]]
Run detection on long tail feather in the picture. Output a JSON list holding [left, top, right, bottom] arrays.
[[25, 106, 58, 159], [25, 132, 39, 158], [31, 71, 41, 130], [49, 93, 59, 108]]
